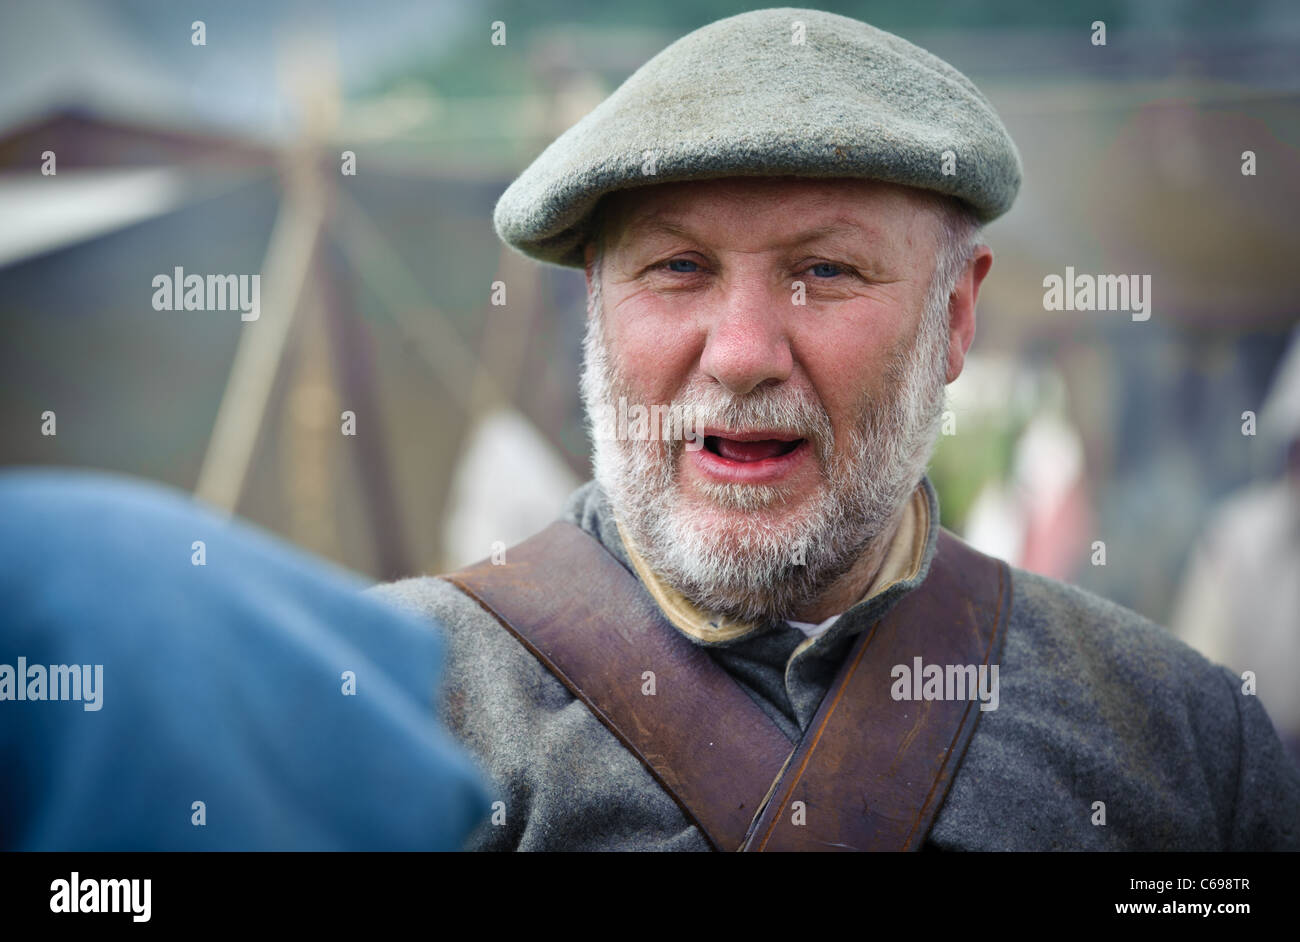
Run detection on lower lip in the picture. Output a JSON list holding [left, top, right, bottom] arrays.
[[689, 439, 811, 485]]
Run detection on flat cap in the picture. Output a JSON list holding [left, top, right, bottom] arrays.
[[493, 7, 1022, 268]]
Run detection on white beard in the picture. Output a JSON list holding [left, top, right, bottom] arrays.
[[579, 272, 951, 623]]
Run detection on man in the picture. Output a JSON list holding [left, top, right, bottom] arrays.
[[1172, 329, 1300, 762], [0, 470, 490, 851], [374, 8, 1300, 850]]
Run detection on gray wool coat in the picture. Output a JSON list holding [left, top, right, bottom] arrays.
[[370, 477, 1300, 851]]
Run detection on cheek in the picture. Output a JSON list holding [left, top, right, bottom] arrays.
[[790, 308, 914, 431], [605, 305, 701, 401]]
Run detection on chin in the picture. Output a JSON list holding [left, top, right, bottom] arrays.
[[685, 482, 803, 517]]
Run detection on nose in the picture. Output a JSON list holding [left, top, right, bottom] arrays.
[[698, 281, 794, 396]]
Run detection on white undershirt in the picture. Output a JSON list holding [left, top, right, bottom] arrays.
[[780, 483, 926, 641], [784, 614, 843, 639]]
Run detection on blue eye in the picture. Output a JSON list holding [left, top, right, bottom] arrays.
[[666, 258, 699, 273], [809, 262, 843, 278]]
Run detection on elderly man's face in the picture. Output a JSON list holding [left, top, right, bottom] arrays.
[[581, 177, 985, 622]]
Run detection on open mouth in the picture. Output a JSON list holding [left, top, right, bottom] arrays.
[[703, 436, 804, 463], [691, 429, 811, 485]]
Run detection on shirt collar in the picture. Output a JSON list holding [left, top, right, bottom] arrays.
[[615, 480, 931, 646]]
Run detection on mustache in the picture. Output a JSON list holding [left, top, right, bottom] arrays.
[[688, 390, 828, 437], [669, 382, 835, 460]]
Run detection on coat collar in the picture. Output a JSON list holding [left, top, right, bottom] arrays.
[[611, 478, 940, 651]]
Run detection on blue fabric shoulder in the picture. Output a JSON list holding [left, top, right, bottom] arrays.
[[0, 469, 490, 850]]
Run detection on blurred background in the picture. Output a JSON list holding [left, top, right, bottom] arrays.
[[1, 1, 1297, 751]]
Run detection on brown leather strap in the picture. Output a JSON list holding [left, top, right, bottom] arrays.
[[441, 521, 792, 851], [740, 529, 1011, 851], [441, 520, 1011, 852]]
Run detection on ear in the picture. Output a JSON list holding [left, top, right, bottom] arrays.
[[945, 244, 993, 384]]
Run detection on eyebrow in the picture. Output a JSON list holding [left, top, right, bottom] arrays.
[[617, 217, 878, 251]]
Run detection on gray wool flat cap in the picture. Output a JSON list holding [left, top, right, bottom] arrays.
[[493, 7, 1022, 268]]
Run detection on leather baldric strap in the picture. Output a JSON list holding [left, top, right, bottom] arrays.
[[442, 521, 791, 849], [441, 520, 1011, 852]]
